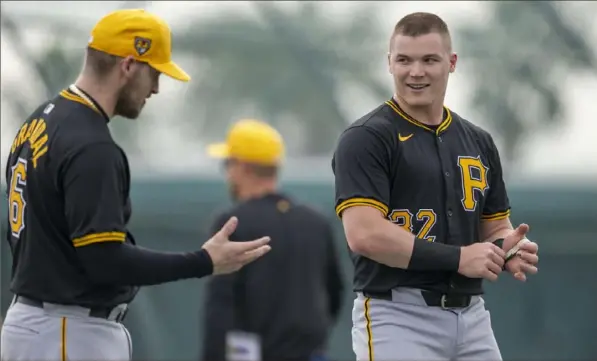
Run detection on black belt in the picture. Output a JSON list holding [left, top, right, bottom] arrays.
[[15, 295, 128, 322], [363, 290, 472, 309]]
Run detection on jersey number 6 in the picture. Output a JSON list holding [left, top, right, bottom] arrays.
[[389, 209, 437, 242], [8, 158, 28, 239]]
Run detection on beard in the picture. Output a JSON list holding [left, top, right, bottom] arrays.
[[114, 80, 144, 119], [228, 182, 240, 202]]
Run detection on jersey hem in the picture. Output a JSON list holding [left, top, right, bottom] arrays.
[[481, 209, 511, 221], [335, 198, 389, 218], [72, 231, 126, 247]]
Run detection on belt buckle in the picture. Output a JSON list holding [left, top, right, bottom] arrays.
[[440, 294, 448, 309]]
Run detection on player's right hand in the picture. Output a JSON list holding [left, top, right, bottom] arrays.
[[458, 242, 506, 281], [202, 216, 272, 275]]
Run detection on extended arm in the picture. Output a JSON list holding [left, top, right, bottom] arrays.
[[64, 143, 213, 286]]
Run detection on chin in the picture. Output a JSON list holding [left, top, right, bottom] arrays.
[[116, 109, 142, 120], [228, 187, 239, 201], [401, 96, 434, 108]]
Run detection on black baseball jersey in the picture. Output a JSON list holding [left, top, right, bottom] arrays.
[[5, 86, 138, 308], [202, 193, 344, 361], [332, 98, 511, 295]]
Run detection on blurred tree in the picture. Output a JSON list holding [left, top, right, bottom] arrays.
[[0, 8, 80, 123], [457, 1, 596, 170], [173, 2, 390, 156], [0, 1, 150, 151]]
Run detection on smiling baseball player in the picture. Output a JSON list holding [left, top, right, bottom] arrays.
[[332, 12, 539, 361]]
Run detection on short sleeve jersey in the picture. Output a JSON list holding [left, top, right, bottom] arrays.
[[4, 86, 138, 308], [331, 98, 510, 295]]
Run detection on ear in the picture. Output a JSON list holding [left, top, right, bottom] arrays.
[[449, 53, 458, 73], [119, 56, 137, 79], [387, 52, 392, 75]]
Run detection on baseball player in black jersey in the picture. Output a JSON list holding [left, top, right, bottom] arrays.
[[202, 119, 344, 361], [1, 9, 270, 361], [332, 12, 540, 361]]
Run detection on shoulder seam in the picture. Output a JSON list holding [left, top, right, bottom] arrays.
[[359, 103, 392, 127]]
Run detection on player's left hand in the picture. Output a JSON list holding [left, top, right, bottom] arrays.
[[503, 224, 539, 282]]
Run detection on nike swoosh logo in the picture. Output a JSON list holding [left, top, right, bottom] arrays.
[[398, 133, 413, 142]]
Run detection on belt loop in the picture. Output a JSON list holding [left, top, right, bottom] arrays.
[[440, 294, 448, 310]]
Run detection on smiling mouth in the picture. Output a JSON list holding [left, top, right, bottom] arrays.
[[407, 84, 430, 90]]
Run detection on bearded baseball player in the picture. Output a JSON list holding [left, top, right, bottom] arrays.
[[331, 12, 540, 361], [1, 9, 270, 361]]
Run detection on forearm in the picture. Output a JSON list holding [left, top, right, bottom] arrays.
[[354, 220, 460, 271], [76, 242, 213, 286], [484, 228, 513, 243], [481, 218, 515, 250]]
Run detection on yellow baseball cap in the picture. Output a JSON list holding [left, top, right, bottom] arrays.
[[207, 119, 285, 166], [88, 9, 190, 82]]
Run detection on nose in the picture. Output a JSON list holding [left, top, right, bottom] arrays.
[[409, 61, 425, 77]]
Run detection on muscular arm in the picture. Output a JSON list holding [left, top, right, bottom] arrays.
[[333, 126, 460, 271], [341, 206, 415, 268], [481, 218, 514, 244], [63, 143, 213, 286]]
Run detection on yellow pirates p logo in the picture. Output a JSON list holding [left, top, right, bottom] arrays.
[[134, 37, 152, 56]]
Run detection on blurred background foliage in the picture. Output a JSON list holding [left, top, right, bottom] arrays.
[[2, 1, 595, 169]]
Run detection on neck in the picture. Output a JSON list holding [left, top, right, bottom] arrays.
[[237, 181, 278, 202], [394, 94, 445, 126], [74, 74, 117, 118]]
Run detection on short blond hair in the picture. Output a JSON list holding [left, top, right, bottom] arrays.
[[84, 47, 121, 77], [390, 12, 452, 51]]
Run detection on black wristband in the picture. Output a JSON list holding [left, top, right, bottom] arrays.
[[492, 238, 505, 249], [407, 238, 461, 272], [492, 238, 511, 270]]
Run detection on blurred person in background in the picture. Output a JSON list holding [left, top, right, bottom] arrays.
[[201, 119, 345, 361]]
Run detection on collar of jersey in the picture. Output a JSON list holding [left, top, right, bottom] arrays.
[[385, 97, 452, 136], [59, 85, 110, 122]]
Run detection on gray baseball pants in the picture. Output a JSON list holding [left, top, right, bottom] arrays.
[[352, 287, 502, 361], [1, 296, 132, 361]]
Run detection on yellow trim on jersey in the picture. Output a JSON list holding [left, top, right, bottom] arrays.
[[385, 100, 453, 135], [59, 90, 100, 114], [72, 231, 126, 247], [481, 209, 511, 221], [336, 198, 389, 218], [61, 317, 67, 361], [364, 297, 374, 361]]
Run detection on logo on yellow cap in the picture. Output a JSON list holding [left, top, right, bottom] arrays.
[[134, 37, 152, 56]]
